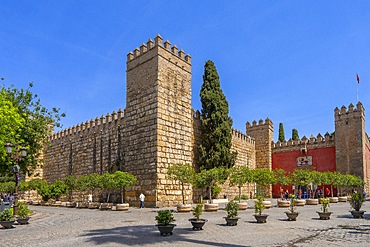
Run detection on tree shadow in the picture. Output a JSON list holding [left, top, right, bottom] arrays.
[[80, 224, 249, 247]]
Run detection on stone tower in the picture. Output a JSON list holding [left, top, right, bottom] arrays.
[[124, 35, 193, 207], [246, 118, 274, 197], [335, 102, 369, 193]]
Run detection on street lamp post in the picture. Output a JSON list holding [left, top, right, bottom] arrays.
[[4, 143, 27, 216]]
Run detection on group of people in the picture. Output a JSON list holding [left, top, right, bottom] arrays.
[[0, 193, 14, 204]]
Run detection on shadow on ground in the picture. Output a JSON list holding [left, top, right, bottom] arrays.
[[80, 224, 249, 247]]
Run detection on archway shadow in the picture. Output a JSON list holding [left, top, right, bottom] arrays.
[[80, 224, 250, 247]]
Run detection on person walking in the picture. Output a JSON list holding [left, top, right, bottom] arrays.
[[139, 192, 145, 208]]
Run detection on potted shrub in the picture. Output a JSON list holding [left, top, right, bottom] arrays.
[[285, 194, 299, 221], [0, 208, 15, 229], [224, 200, 240, 226], [254, 196, 268, 223], [229, 166, 252, 210], [167, 163, 195, 213], [188, 203, 207, 230], [113, 171, 137, 211], [349, 191, 366, 218], [195, 167, 229, 212], [317, 198, 332, 220], [16, 201, 31, 224], [155, 210, 176, 236]]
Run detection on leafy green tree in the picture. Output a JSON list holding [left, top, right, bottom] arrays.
[[0, 79, 65, 175], [63, 175, 78, 201], [273, 168, 289, 199], [49, 180, 68, 201], [113, 171, 137, 204], [292, 129, 299, 140], [310, 170, 324, 198], [289, 169, 312, 193], [229, 166, 253, 202], [195, 167, 229, 202], [278, 123, 285, 142], [167, 163, 195, 205], [100, 173, 116, 202], [198, 60, 236, 170], [251, 168, 274, 197]]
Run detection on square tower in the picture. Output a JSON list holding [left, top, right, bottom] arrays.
[[124, 35, 192, 207]]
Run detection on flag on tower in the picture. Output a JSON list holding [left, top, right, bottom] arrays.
[[356, 73, 360, 84]]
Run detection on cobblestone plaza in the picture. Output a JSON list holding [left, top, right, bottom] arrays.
[[1, 200, 369, 247]]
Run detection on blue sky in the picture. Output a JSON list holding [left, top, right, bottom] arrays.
[[1, 1, 370, 141]]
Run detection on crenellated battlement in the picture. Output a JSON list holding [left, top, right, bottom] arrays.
[[50, 109, 124, 141], [126, 34, 191, 64], [246, 117, 273, 129], [334, 102, 364, 117], [231, 128, 255, 145], [273, 132, 334, 150]]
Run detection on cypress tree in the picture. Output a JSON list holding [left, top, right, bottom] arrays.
[[292, 128, 299, 140], [198, 60, 236, 170], [278, 123, 285, 142]]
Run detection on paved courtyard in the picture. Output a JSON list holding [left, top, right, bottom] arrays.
[[1, 199, 369, 247]]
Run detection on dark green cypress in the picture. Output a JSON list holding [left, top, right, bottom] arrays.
[[292, 128, 299, 140], [278, 123, 285, 142], [198, 60, 236, 170]]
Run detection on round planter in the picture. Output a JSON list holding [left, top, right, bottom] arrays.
[[17, 217, 30, 225], [204, 203, 219, 212], [116, 203, 130, 211], [31, 200, 41, 206], [0, 220, 15, 229], [306, 198, 319, 205], [294, 199, 306, 206], [350, 210, 366, 219], [224, 217, 240, 226], [277, 200, 290, 208], [285, 211, 299, 221], [254, 214, 268, 223], [329, 197, 338, 203], [188, 218, 207, 230], [317, 211, 332, 220], [100, 203, 113, 210], [338, 196, 348, 202], [262, 200, 272, 209], [177, 204, 192, 213], [52, 201, 62, 207], [156, 224, 176, 236], [65, 202, 77, 208], [237, 202, 248, 210], [77, 202, 89, 208], [88, 202, 100, 209]]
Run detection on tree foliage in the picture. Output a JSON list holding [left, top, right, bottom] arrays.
[[229, 166, 252, 202], [195, 167, 229, 202], [278, 123, 285, 142], [167, 163, 195, 204], [0, 79, 65, 175], [292, 128, 299, 140], [198, 60, 236, 170], [113, 171, 137, 204]]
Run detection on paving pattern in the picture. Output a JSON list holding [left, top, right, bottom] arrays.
[[1, 199, 369, 247]]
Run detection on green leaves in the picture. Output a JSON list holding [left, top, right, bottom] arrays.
[[199, 60, 236, 170]]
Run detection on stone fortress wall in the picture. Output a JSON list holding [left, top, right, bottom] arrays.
[[42, 35, 370, 206]]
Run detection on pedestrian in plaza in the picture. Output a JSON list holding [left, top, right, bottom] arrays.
[[139, 192, 145, 208], [284, 190, 289, 200], [325, 188, 330, 198]]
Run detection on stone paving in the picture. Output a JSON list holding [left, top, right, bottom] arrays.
[[1, 199, 369, 247]]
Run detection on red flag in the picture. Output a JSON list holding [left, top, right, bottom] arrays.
[[356, 73, 360, 84]]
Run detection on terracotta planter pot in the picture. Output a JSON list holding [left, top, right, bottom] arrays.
[[294, 199, 306, 206], [65, 202, 77, 208], [277, 200, 290, 208], [100, 203, 113, 210], [204, 203, 219, 212], [306, 199, 319, 205], [262, 200, 271, 209], [338, 196, 347, 202], [329, 197, 338, 203], [77, 202, 89, 208], [177, 204, 192, 213], [116, 203, 130, 211], [237, 202, 248, 210], [88, 202, 100, 209]]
